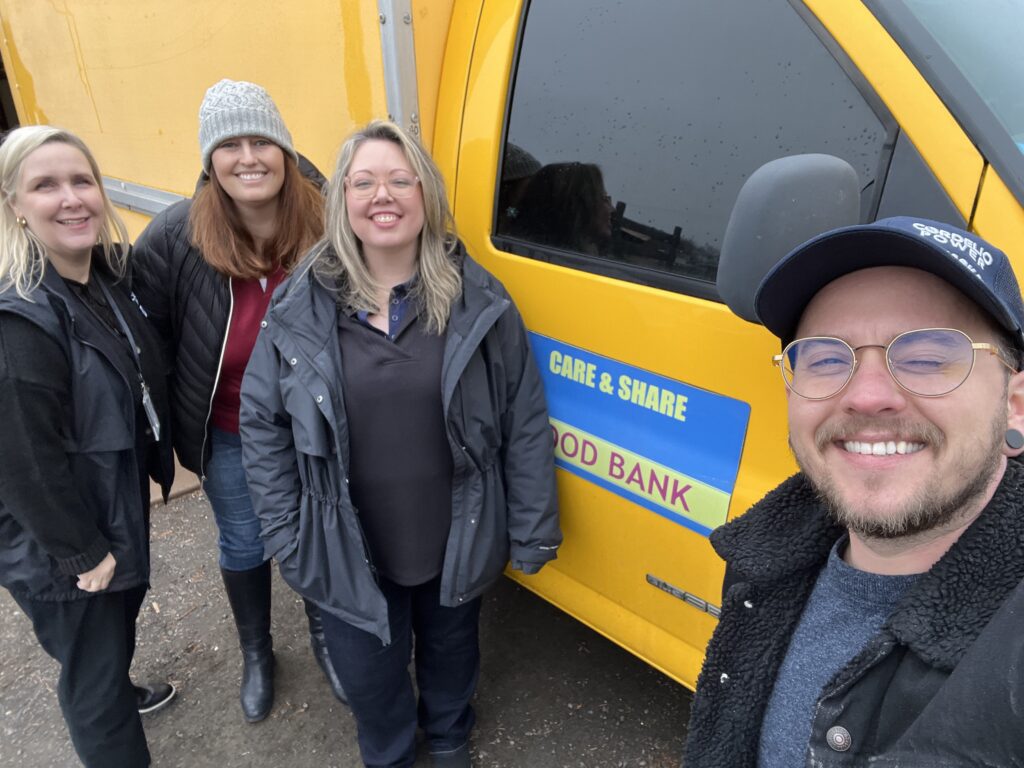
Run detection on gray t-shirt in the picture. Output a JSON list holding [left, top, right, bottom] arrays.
[[757, 537, 919, 768]]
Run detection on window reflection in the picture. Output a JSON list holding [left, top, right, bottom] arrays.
[[497, 0, 890, 291]]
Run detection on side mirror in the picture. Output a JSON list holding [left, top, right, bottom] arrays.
[[717, 154, 860, 323]]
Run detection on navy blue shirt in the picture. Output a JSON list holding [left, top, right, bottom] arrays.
[[355, 279, 416, 340]]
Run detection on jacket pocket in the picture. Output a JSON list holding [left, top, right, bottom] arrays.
[[277, 366, 343, 502], [457, 466, 509, 596], [281, 379, 334, 458], [291, 416, 332, 458], [277, 494, 385, 634], [0, 511, 77, 597], [273, 534, 300, 564]]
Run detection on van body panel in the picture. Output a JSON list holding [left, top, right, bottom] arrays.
[[410, 0, 456, 150], [975, 170, 1024, 267], [451, 0, 800, 688], [431, 0, 487, 202]]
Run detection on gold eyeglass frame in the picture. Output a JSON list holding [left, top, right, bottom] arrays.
[[771, 327, 1018, 400], [344, 173, 421, 199]]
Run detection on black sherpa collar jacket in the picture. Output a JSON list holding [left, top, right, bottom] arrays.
[[684, 459, 1024, 768]]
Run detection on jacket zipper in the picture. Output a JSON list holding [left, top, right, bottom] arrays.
[[199, 279, 234, 481], [441, 301, 509, 600], [68, 314, 146, 580], [277, 319, 380, 582]]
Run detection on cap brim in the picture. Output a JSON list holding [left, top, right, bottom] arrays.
[[754, 226, 1021, 343]]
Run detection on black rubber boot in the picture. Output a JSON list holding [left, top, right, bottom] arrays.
[[221, 563, 274, 723], [302, 599, 348, 705]]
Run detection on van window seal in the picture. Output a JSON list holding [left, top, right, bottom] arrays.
[[490, 234, 721, 302]]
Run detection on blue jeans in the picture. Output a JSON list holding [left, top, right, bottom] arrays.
[[321, 574, 482, 768], [203, 427, 267, 571]]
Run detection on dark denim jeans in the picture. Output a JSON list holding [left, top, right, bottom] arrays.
[[203, 427, 267, 571], [321, 574, 482, 768]]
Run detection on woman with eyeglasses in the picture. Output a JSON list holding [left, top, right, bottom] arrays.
[[131, 80, 347, 722], [0, 125, 175, 766], [239, 120, 561, 768]]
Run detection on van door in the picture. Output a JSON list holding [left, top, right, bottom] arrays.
[[439, 0, 990, 688]]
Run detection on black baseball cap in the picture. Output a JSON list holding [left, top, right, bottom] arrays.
[[754, 216, 1024, 346]]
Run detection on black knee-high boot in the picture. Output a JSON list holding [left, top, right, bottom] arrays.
[[221, 563, 274, 722], [303, 598, 348, 704]]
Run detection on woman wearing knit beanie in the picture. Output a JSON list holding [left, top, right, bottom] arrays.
[[132, 79, 347, 722]]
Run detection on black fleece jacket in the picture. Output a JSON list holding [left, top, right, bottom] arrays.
[[0, 314, 109, 573], [685, 460, 1024, 768]]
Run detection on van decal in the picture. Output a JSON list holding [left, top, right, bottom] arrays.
[[530, 334, 750, 536]]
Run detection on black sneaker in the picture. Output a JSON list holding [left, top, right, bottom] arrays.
[[135, 682, 177, 715], [430, 743, 471, 768]]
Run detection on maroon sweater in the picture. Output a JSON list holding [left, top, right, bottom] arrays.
[[211, 268, 286, 433]]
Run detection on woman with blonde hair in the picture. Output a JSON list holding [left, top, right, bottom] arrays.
[[0, 125, 175, 766], [132, 79, 346, 722], [240, 119, 561, 767]]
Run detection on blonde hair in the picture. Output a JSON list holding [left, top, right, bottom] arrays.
[[312, 119, 461, 334], [0, 126, 129, 299]]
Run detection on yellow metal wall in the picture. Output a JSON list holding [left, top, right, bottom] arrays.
[[0, 0, 390, 202], [412, 0, 455, 150]]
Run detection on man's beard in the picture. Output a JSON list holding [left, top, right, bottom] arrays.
[[792, 413, 1005, 540]]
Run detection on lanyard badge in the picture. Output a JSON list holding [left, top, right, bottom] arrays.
[[96, 278, 162, 443], [141, 382, 161, 442]]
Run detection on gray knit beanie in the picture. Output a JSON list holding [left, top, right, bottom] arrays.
[[198, 79, 298, 172], [503, 143, 541, 181]]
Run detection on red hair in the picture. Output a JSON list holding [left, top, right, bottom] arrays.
[[189, 156, 324, 278]]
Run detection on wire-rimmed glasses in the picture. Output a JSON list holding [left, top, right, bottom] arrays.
[[344, 171, 420, 199], [773, 327, 1017, 400]]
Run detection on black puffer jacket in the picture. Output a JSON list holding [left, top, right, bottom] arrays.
[[684, 460, 1024, 768], [132, 157, 326, 474]]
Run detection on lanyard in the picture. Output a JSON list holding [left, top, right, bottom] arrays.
[[94, 277, 162, 442]]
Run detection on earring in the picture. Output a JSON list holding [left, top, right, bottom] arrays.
[[16, 215, 27, 228], [1005, 428, 1024, 451]]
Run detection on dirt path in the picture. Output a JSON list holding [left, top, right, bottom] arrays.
[[0, 492, 690, 767]]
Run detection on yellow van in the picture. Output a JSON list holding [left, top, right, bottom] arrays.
[[2, 0, 1021, 689]]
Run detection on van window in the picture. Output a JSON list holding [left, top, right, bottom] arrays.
[[496, 0, 891, 297], [899, 1, 1024, 148], [866, 0, 1024, 207]]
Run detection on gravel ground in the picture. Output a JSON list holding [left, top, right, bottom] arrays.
[[0, 491, 691, 767]]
